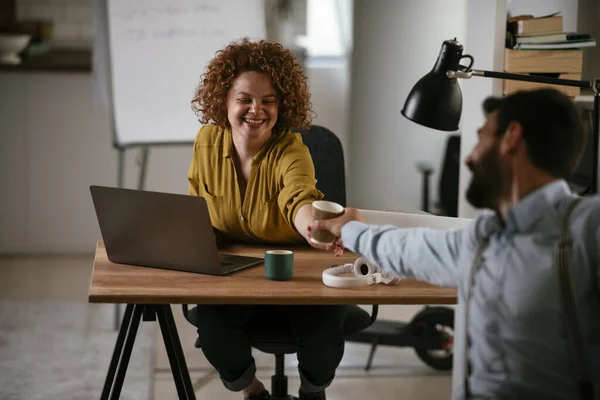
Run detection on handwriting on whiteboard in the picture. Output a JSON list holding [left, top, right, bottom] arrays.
[[115, 28, 228, 42], [111, 4, 219, 21]]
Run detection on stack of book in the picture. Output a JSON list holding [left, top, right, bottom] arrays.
[[504, 13, 596, 97]]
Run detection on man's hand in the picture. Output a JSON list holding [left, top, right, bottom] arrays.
[[307, 208, 365, 255]]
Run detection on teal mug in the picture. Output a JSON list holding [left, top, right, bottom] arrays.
[[264, 250, 294, 281]]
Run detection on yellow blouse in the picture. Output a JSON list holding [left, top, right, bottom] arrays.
[[188, 125, 324, 244]]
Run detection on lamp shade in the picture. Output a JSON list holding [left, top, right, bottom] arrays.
[[401, 39, 465, 131]]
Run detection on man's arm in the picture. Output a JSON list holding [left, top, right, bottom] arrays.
[[310, 208, 470, 288], [341, 221, 466, 288]]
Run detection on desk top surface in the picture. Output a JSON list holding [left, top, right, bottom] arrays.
[[88, 241, 457, 305]]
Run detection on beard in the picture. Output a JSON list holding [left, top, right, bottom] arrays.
[[466, 147, 504, 210]]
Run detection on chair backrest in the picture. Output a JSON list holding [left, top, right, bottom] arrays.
[[437, 134, 461, 217], [294, 125, 347, 207]]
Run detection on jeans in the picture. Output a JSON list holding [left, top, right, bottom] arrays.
[[194, 304, 347, 393]]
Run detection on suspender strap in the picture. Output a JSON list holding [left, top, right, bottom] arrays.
[[463, 237, 490, 399], [555, 197, 593, 400]]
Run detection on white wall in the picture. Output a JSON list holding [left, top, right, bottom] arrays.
[[458, 0, 508, 218], [347, 0, 467, 212], [0, 73, 194, 253]]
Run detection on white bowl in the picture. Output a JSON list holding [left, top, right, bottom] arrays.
[[0, 34, 31, 54]]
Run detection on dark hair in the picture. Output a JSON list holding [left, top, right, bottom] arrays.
[[191, 38, 313, 135], [482, 88, 587, 178]]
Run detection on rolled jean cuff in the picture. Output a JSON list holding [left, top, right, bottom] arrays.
[[298, 368, 334, 393], [221, 361, 257, 392]]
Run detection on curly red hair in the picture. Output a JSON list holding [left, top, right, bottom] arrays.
[[191, 39, 313, 135]]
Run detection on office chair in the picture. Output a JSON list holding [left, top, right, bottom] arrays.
[[416, 134, 460, 217], [183, 125, 378, 400]]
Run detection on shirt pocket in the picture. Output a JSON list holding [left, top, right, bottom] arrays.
[[250, 190, 283, 240], [265, 189, 286, 217], [262, 190, 281, 222], [202, 183, 228, 231]]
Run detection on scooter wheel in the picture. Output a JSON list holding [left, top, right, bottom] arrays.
[[414, 308, 454, 371]]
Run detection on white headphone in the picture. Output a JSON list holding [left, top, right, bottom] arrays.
[[322, 257, 400, 288]]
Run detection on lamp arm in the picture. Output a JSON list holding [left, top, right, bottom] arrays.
[[448, 68, 595, 90]]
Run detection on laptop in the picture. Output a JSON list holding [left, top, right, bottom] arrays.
[[89, 185, 264, 275]]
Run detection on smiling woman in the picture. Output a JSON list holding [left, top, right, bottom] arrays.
[[188, 39, 320, 242], [185, 39, 347, 400], [191, 39, 312, 136]]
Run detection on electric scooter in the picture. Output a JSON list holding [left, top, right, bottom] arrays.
[[345, 306, 454, 371]]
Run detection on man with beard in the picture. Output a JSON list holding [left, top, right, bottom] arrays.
[[308, 88, 600, 400]]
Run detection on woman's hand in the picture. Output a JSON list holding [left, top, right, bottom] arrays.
[[295, 204, 345, 255], [306, 207, 365, 255], [310, 208, 365, 237], [305, 229, 346, 256]]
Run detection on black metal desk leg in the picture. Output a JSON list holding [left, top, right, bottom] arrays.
[[101, 304, 134, 400], [110, 304, 144, 400], [100, 304, 144, 400], [102, 304, 195, 400], [101, 304, 142, 399], [155, 305, 196, 400]]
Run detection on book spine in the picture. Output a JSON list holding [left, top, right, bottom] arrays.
[[504, 49, 583, 73]]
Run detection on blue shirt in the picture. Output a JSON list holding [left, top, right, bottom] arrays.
[[341, 180, 600, 399]]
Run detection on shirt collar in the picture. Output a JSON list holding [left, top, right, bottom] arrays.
[[252, 134, 278, 164], [504, 179, 572, 234], [222, 128, 280, 164]]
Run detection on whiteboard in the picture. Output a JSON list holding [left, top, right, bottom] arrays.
[[105, 0, 266, 146]]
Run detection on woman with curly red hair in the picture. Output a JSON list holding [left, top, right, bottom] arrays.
[[187, 39, 345, 400]]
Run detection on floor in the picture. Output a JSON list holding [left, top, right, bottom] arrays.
[[0, 254, 453, 399]]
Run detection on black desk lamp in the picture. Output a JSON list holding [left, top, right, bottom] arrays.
[[402, 38, 600, 193]]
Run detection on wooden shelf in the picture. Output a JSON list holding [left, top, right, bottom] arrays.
[[0, 48, 92, 73]]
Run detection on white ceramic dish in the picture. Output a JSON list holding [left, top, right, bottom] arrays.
[[0, 34, 31, 65]]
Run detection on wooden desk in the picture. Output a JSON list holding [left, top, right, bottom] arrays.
[[89, 241, 457, 400], [90, 241, 457, 305]]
